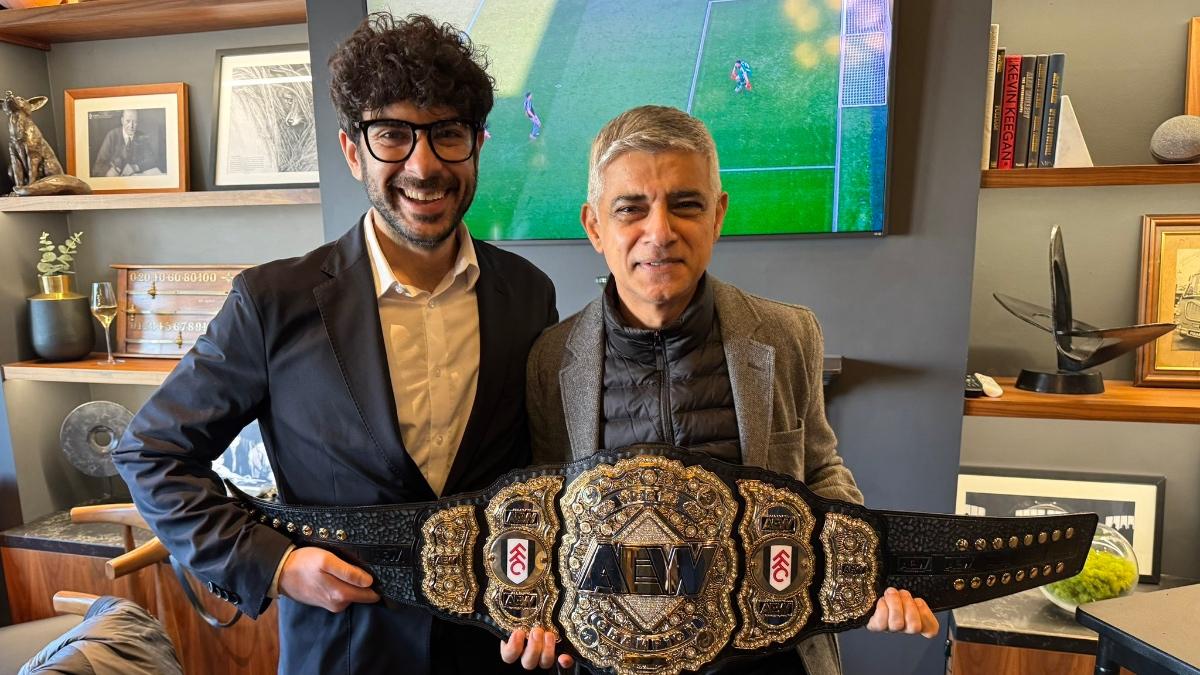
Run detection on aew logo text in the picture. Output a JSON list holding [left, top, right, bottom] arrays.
[[578, 543, 716, 597]]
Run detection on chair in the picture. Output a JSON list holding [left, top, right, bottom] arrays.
[[66, 504, 278, 674], [15, 592, 182, 675], [0, 593, 87, 675]]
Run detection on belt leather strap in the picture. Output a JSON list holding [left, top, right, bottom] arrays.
[[229, 445, 1096, 675]]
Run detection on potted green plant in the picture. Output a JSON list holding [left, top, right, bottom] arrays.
[[1041, 521, 1139, 613], [28, 231, 93, 361]]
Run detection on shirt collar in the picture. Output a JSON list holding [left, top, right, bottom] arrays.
[[363, 210, 480, 299]]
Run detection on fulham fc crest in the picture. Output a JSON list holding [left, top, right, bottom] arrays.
[[765, 543, 796, 592], [506, 538, 532, 584]]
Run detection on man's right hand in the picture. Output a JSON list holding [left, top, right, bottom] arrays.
[[277, 546, 380, 613]]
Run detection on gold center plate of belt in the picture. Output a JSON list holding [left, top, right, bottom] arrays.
[[557, 456, 738, 675]]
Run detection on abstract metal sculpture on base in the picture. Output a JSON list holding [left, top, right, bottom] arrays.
[[994, 226, 1174, 394]]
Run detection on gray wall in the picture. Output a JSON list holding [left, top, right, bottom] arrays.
[[966, 2, 1200, 580], [0, 39, 59, 627], [307, 1, 988, 672], [308, 0, 367, 240]]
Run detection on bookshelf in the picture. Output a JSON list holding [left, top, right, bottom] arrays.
[[0, 0, 306, 50], [964, 378, 1200, 425], [981, 165, 1200, 188], [0, 189, 320, 213]]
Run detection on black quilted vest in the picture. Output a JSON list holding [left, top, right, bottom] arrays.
[[599, 275, 741, 463]]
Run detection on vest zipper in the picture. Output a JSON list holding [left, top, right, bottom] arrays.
[[656, 331, 676, 444]]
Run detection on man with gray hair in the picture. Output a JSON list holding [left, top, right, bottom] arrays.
[[510, 105, 937, 673]]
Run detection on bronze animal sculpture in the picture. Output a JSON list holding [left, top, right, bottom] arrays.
[[3, 90, 91, 197]]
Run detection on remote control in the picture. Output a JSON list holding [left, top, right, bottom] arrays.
[[964, 373, 984, 398]]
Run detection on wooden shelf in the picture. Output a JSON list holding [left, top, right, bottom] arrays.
[[980, 164, 1200, 188], [0, 0, 306, 51], [3, 355, 178, 386], [0, 188, 320, 212], [0, 355, 838, 387], [964, 377, 1200, 425]]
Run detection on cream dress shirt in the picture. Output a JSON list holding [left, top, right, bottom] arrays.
[[364, 211, 481, 497]]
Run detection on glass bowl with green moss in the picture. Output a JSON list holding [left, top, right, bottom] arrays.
[[1040, 521, 1138, 614]]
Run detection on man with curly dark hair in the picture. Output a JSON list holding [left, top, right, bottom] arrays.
[[115, 13, 562, 674]]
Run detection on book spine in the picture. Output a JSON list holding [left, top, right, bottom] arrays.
[[1039, 53, 1067, 167], [1013, 55, 1036, 168], [981, 24, 1000, 170], [997, 54, 1022, 170], [988, 47, 1006, 169], [1026, 54, 1049, 168]]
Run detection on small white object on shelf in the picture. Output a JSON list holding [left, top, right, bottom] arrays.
[[974, 373, 1003, 398], [1054, 95, 1094, 168]]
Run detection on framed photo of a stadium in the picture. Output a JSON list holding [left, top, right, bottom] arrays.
[[212, 44, 318, 188], [370, 0, 895, 239], [956, 467, 1165, 583]]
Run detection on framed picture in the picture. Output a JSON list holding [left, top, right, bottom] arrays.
[[1136, 214, 1200, 387], [65, 83, 189, 194], [956, 467, 1165, 583], [1187, 17, 1199, 116], [212, 44, 318, 188]]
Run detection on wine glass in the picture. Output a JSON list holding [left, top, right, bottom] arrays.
[[90, 282, 123, 365]]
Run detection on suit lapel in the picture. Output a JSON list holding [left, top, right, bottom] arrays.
[[442, 245, 511, 494], [560, 299, 605, 460], [313, 221, 436, 500], [713, 279, 774, 469]]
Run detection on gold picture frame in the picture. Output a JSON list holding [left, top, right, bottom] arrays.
[[1136, 214, 1200, 387], [65, 83, 189, 194], [1188, 17, 1200, 116]]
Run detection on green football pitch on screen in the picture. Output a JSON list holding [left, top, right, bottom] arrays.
[[371, 0, 892, 238]]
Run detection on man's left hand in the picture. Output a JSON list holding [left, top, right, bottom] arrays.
[[500, 626, 575, 670], [866, 587, 939, 638]]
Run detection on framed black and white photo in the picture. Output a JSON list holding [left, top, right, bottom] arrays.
[[65, 83, 189, 194], [212, 44, 318, 188], [956, 467, 1165, 582]]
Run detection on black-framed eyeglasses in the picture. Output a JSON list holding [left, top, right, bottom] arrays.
[[356, 118, 479, 164]]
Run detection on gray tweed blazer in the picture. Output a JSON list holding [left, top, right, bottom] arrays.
[[526, 276, 864, 675]]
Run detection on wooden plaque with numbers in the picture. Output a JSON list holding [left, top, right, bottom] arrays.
[[112, 264, 250, 358]]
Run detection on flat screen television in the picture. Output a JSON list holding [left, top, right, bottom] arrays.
[[369, 0, 894, 239]]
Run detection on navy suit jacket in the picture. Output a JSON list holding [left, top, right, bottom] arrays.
[[114, 220, 557, 674]]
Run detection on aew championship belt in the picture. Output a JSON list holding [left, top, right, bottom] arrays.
[[230, 446, 1097, 674]]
